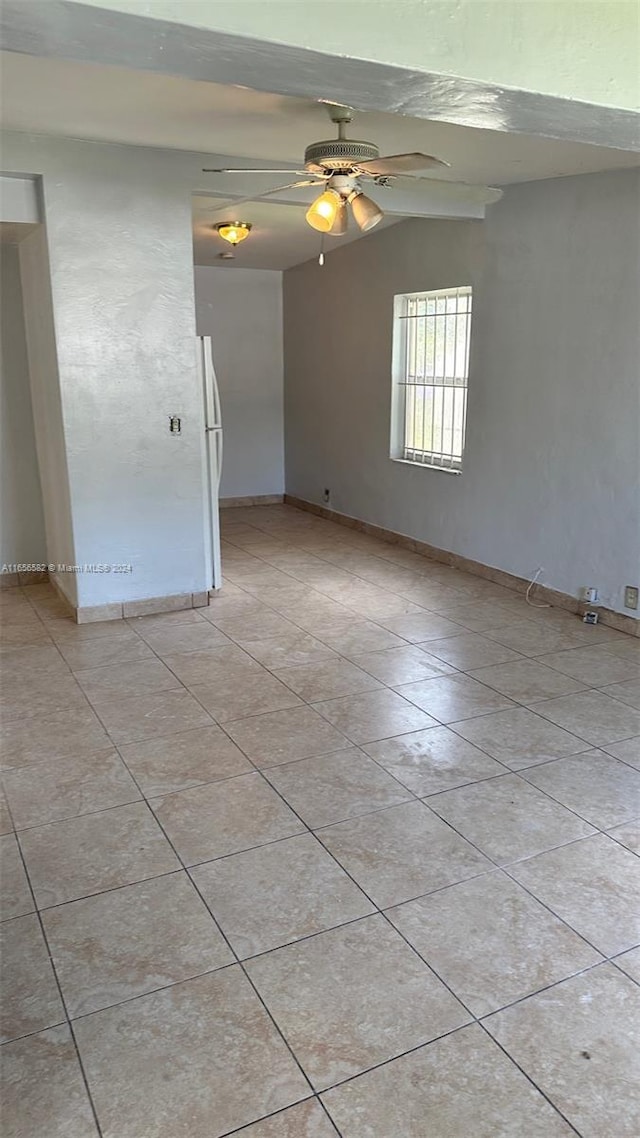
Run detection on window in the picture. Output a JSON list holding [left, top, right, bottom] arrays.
[[391, 286, 472, 471]]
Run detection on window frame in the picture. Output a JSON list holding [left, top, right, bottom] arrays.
[[390, 285, 473, 474]]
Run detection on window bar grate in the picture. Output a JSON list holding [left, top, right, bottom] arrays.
[[400, 286, 472, 470]]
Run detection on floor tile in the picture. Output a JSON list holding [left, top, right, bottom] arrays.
[[245, 915, 469, 1090], [263, 748, 412, 828], [160, 644, 262, 686], [19, 802, 180, 908], [0, 672, 89, 723], [607, 638, 640, 661], [207, 609, 301, 644], [58, 636, 154, 672], [273, 658, 383, 701], [152, 772, 305, 864], [2, 749, 141, 829], [0, 912, 65, 1041], [388, 872, 601, 1017], [395, 674, 516, 723], [602, 735, 640, 768], [322, 1023, 574, 1137], [135, 622, 231, 656], [508, 834, 640, 955], [452, 707, 591, 769], [74, 658, 179, 701], [521, 749, 640, 829], [74, 968, 309, 1138], [606, 819, 640, 854], [118, 725, 252, 797], [241, 631, 338, 669], [349, 645, 456, 684], [90, 688, 213, 745], [0, 832, 34, 919], [484, 964, 639, 1138], [535, 646, 639, 686], [189, 671, 302, 722], [314, 688, 438, 744], [191, 832, 374, 958], [310, 621, 407, 656], [0, 623, 52, 650], [0, 605, 43, 627], [47, 618, 140, 645], [363, 726, 505, 796], [482, 620, 588, 656], [318, 800, 491, 907], [438, 599, 539, 632], [468, 658, 586, 703], [377, 612, 464, 643], [128, 609, 205, 632], [43, 872, 232, 1017], [0, 643, 68, 678], [600, 677, 640, 709], [613, 946, 640, 984], [533, 690, 640, 746], [233, 1100, 338, 1137], [0, 706, 110, 771], [0, 783, 12, 834], [421, 633, 524, 669], [1, 1025, 99, 1137], [428, 774, 594, 864], [224, 705, 347, 768]]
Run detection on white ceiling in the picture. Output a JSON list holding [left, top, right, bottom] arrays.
[[2, 51, 638, 270], [193, 198, 400, 272]]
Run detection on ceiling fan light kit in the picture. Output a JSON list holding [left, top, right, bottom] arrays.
[[305, 188, 342, 233], [348, 189, 384, 232]]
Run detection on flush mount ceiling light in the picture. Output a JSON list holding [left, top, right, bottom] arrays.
[[214, 221, 252, 245]]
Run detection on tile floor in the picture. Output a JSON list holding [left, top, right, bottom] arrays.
[[1, 503, 639, 1137]]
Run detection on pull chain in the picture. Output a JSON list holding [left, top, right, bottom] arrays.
[[318, 234, 325, 266]]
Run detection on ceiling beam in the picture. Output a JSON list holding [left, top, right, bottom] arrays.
[[2, 0, 638, 152]]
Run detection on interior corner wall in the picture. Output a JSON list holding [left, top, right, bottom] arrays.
[[283, 168, 640, 617], [0, 242, 47, 567], [194, 266, 284, 499], [2, 131, 210, 608], [17, 226, 78, 604]]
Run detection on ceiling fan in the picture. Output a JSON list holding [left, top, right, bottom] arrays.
[[202, 104, 480, 237]]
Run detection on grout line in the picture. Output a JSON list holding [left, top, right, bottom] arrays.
[[3, 506, 638, 1138], [9, 821, 105, 1136]]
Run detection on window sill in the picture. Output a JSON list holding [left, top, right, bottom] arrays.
[[390, 457, 462, 476]]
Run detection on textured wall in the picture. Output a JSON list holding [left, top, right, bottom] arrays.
[[0, 242, 46, 566], [3, 132, 209, 607], [284, 169, 640, 617], [18, 225, 78, 604], [194, 266, 284, 499]]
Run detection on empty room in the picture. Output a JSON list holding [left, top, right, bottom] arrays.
[[0, 2, 638, 1136]]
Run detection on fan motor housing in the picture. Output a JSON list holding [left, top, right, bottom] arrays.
[[304, 138, 379, 172]]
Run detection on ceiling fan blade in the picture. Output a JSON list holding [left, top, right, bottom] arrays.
[[390, 177, 503, 205], [357, 152, 450, 176], [202, 168, 308, 175], [203, 180, 326, 214]]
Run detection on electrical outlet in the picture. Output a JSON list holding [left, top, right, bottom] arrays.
[[624, 585, 639, 610], [583, 586, 598, 605], [323, 488, 331, 504]]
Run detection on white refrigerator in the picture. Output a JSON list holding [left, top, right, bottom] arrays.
[[197, 336, 223, 591]]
